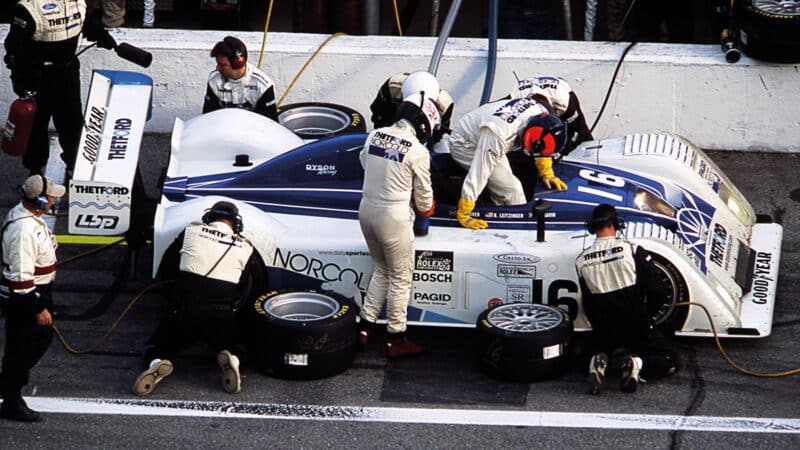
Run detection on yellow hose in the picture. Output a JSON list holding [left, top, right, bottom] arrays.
[[393, 0, 403, 36], [277, 32, 347, 108], [257, 0, 275, 69]]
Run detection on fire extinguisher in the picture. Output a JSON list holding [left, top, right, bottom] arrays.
[[2, 93, 37, 157]]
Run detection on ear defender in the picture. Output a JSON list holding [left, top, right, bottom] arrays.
[[523, 126, 557, 157], [202, 206, 244, 234]]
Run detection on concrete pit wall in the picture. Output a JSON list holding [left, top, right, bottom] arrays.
[[1, 26, 798, 152]]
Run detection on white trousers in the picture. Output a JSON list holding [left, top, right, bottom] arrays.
[[358, 200, 414, 334], [449, 130, 526, 205]]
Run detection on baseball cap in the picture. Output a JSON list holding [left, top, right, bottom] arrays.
[[22, 175, 66, 199]]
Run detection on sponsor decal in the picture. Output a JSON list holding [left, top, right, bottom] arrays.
[[492, 253, 540, 265], [273, 249, 368, 290], [42, 3, 58, 10], [73, 185, 130, 195], [319, 250, 370, 257], [751, 252, 773, 305], [415, 250, 453, 272], [412, 272, 452, 283], [73, 214, 119, 230], [487, 297, 503, 308], [507, 284, 530, 303], [483, 211, 524, 219], [492, 98, 535, 124], [305, 164, 337, 176], [709, 223, 728, 268], [497, 264, 536, 278], [582, 246, 624, 262], [412, 292, 452, 305], [368, 131, 412, 162], [82, 106, 107, 163], [108, 118, 132, 160]]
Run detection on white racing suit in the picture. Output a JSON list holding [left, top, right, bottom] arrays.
[[449, 98, 549, 205], [512, 76, 594, 150], [1, 203, 57, 404], [203, 62, 278, 121], [359, 120, 434, 334], [575, 236, 679, 379]]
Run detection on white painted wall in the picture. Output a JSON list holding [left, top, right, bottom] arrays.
[[2, 26, 798, 152]]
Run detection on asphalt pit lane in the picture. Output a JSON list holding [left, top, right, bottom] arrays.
[[791, 188, 800, 203]]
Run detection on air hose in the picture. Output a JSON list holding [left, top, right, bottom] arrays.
[[479, 0, 498, 106]]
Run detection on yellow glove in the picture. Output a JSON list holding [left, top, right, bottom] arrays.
[[535, 157, 568, 191], [457, 198, 488, 230]]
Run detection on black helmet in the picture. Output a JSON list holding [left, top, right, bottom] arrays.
[[520, 112, 567, 157], [397, 94, 441, 144]]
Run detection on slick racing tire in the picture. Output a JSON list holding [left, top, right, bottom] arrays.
[[648, 254, 690, 335], [737, 0, 800, 63], [250, 289, 358, 380], [277, 102, 366, 140], [475, 303, 573, 382]]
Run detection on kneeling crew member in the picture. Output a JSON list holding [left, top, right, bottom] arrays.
[[1, 175, 64, 422], [358, 94, 439, 358], [576, 204, 680, 395], [134, 201, 260, 395]]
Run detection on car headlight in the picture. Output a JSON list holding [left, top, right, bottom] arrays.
[[633, 188, 676, 217], [718, 182, 755, 226]]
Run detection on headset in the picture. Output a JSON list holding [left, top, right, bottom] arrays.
[[223, 36, 246, 70], [585, 203, 625, 234], [18, 175, 51, 211], [202, 201, 244, 234]]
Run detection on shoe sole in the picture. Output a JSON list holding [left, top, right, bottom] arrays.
[[133, 360, 173, 396], [218, 351, 241, 394]]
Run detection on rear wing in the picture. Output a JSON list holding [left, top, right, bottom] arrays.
[[68, 70, 152, 235]]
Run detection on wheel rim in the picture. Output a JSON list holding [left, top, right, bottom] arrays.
[[486, 304, 563, 332], [278, 105, 351, 138], [264, 292, 341, 321], [651, 260, 680, 325], [752, 0, 800, 15]]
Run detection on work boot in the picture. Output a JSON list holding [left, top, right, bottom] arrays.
[[386, 333, 425, 359], [587, 352, 608, 395], [621, 355, 645, 393], [217, 350, 241, 394], [0, 396, 41, 422], [133, 358, 173, 396]]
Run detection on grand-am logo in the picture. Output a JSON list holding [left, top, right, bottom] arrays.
[[73, 214, 119, 229], [492, 253, 540, 265], [414, 250, 453, 272]]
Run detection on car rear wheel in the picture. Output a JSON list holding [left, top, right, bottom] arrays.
[[648, 254, 690, 334], [249, 289, 358, 379], [475, 303, 573, 382], [277, 102, 366, 140], [738, 0, 800, 62]]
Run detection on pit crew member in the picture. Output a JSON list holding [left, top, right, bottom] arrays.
[[202, 36, 278, 122], [511, 76, 594, 151], [4, 2, 115, 176], [576, 203, 680, 394], [0, 175, 64, 422], [133, 201, 262, 395], [358, 95, 439, 358], [449, 97, 568, 229], [369, 71, 454, 146]]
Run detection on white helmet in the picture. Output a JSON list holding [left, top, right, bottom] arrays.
[[401, 71, 440, 102], [398, 94, 441, 144]]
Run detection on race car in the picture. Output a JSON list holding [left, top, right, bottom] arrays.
[[68, 70, 782, 380], [152, 107, 781, 339]]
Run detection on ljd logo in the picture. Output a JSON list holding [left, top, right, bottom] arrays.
[[74, 214, 119, 229]]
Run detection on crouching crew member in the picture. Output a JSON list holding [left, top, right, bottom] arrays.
[[134, 201, 260, 395], [203, 36, 278, 121], [0, 175, 64, 422], [576, 204, 680, 395], [358, 94, 439, 358]]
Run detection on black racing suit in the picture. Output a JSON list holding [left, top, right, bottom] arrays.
[[4, 2, 110, 175], [576, 236, 679, 379]]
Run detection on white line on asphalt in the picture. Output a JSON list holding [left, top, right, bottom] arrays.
[[21, 396, 800, 433]]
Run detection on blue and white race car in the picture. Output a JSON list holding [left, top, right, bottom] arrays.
[[149, 107, 782, 341]]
